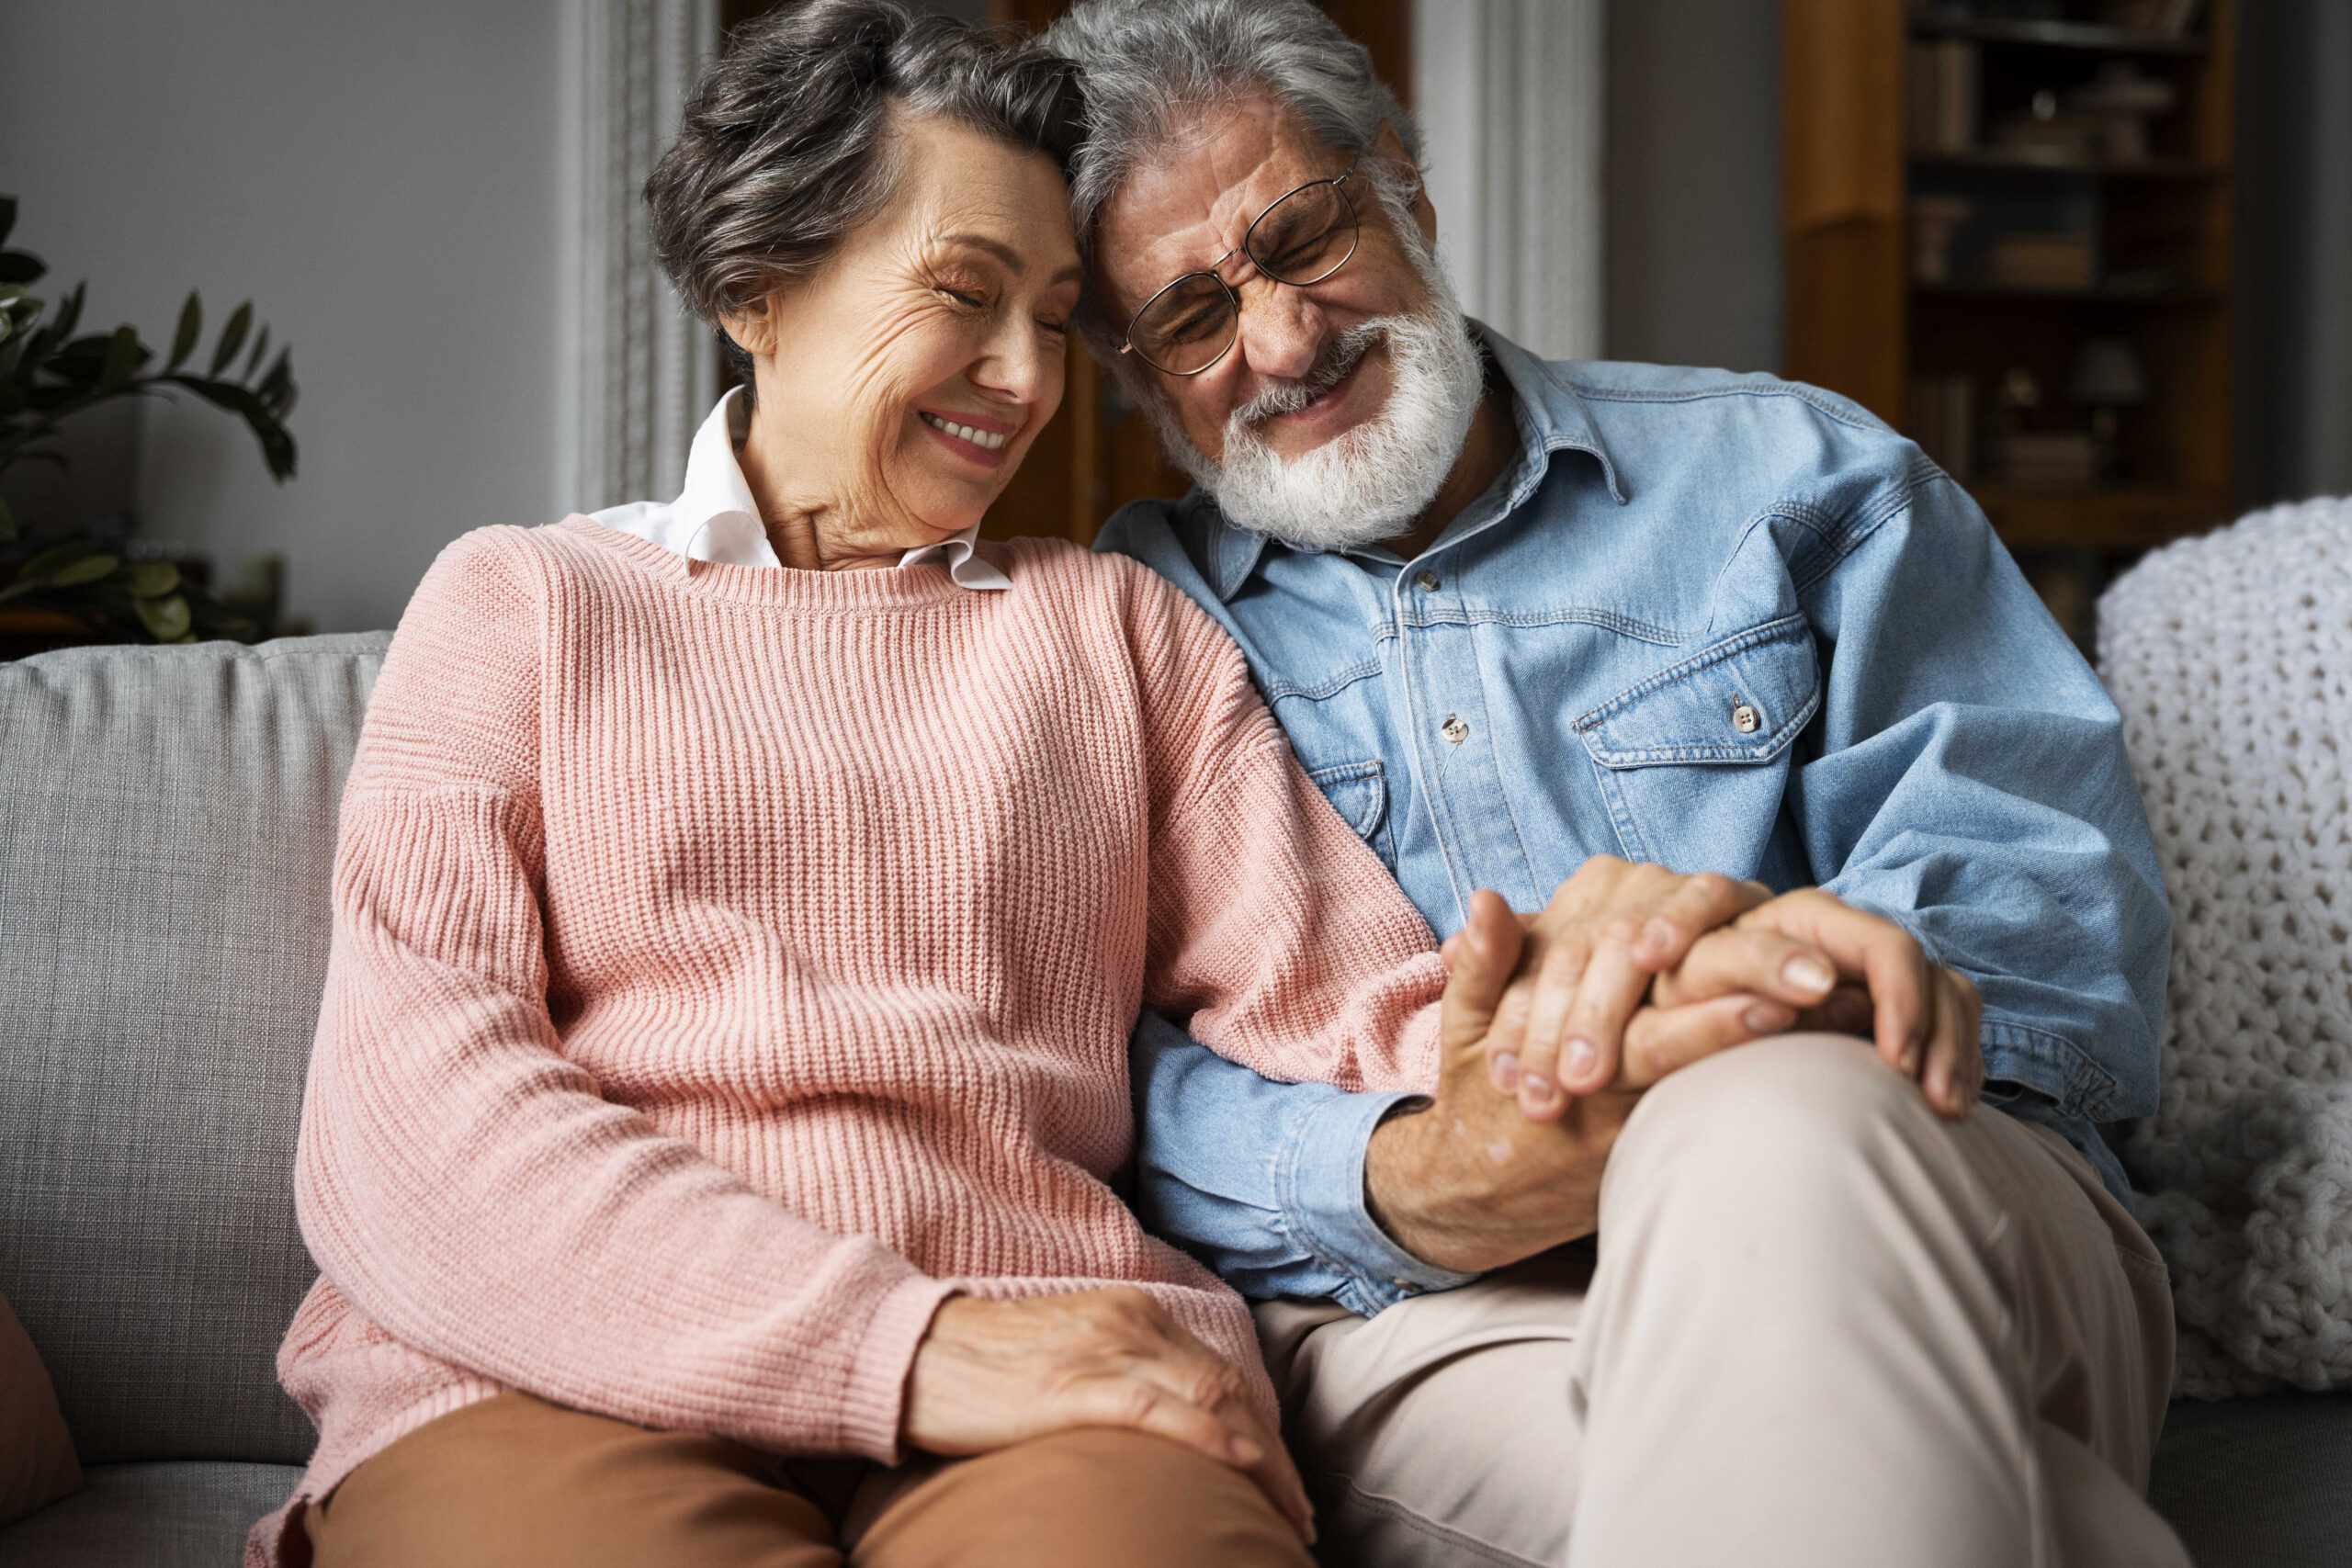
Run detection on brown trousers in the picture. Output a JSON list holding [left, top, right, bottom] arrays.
[[302, 1391, 1312, 1568]]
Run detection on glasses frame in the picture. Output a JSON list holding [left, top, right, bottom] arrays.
[[1118, 157, 1363, 378]]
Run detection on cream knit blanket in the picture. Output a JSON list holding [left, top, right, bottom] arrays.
[[2099, 495, 2352, 1398]]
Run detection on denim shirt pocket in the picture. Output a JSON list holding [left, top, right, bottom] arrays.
[[1573, 615, 1823, 870], [1306, 759, 1398, 874]]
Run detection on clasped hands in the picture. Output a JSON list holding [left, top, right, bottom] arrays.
[[1367, 857, 1986, 1274]]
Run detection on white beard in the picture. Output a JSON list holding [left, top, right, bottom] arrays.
[[1151, 252, 1486, 553]]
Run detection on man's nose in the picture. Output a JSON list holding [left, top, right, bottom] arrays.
[[1235, 280, 1328, 383]]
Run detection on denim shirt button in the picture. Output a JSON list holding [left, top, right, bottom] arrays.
[[1441, 714, 1469, 745], [1732, 703, 1760, 734], [1414, 570, 1441, 592]]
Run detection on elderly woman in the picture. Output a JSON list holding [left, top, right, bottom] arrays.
[[245, 6, 1484, 1567]]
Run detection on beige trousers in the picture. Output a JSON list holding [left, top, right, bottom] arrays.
[[1256, 1034, 2188, 1568]]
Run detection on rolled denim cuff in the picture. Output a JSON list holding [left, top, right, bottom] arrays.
[[1278, 1089, 1481, 1317]]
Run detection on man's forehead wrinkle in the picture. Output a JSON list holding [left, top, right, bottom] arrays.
[[1110, 98, 1324, 293]]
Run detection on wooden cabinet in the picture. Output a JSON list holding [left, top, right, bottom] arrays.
[[1783, 0, 2236, 639]]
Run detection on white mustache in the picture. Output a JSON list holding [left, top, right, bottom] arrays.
[[1230, 324, 1384, 429]]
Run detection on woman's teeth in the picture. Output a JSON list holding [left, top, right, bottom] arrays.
[[921, 412, 1010, 451]]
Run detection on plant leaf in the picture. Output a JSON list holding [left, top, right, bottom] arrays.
[[166, 291, 200, 371], [49, 551, 120, 589], [98, 324, 143, 389], [165, 375, 299, 480], [0, 251, 43, 286], [0, 196, 13, 248], [242, 324, 269, 381], [120, 558, 181, 597], [133, 592, 193, 641], [0, 539, 117, 600], [209, 300, 252, 377], [51, 281, 83, 342]]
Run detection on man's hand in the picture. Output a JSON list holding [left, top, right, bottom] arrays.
[[1366, 888, 1795, 1271], [1479, 856, 1843, 1122], [904, 1290, 1314, 1542], [1654, 888, 1986, 1118]]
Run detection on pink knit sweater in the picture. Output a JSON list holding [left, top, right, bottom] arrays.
[[251, 519, 1444, 1562]]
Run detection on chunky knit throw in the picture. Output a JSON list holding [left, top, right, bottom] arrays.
[[248, 519, 1444, 1564], [2099, 496, 2352, 1398]]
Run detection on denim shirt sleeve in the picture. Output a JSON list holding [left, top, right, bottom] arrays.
[[1796, 469, 2172, 1158], [1127, 1010, 1479, 1314]]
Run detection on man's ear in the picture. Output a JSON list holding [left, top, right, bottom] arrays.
[[1372, 119, 1438, 250]]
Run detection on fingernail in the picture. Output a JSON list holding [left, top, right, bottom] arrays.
[[1565, 1038, 1598, 1081], [1491, 1051, 1521, 1090], [1743, 1003, 1783, 1033], [1783, 954, 1836, 994], [1229, 1435, 1262, 1464], [1521, 1072, 1553, 1102]]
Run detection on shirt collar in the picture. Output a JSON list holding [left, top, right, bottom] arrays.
[[1202, 321, 1628, 602], [658, 389, 1011, 590]]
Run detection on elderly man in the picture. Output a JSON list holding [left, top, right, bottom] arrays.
[[1045, 3, 2188, 1565]]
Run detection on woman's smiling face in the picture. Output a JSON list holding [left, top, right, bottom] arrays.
[[727, 113, 1082, 558]]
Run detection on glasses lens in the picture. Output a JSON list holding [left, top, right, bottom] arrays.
[[1247, 179, 1357, 286], [1131, 273, 1238, 375]]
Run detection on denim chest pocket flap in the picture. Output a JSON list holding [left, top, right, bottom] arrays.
[[1576, 615, 1822, 769], [1306, 759, 1388, 839]]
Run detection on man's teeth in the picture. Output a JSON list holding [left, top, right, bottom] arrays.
[[921, 412, 1010, 451]]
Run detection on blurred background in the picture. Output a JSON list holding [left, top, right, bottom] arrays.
[[0, 0, 2345, 643]]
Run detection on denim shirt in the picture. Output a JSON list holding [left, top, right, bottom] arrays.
[[1094, 327, 2169, 1318]]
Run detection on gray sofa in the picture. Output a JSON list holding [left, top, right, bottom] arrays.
[[1, 633, 2346, 1566]]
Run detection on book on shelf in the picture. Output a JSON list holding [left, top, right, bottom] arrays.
[[1990, 432, 2099, 489], [1907, 373, 1976, 481], [2101, 0, 2207, 39], [1984, 231, 2098, 289], [1906, 39, 1978, 154]]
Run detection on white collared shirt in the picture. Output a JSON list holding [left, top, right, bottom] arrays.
[[587, 388, 1012, 591]]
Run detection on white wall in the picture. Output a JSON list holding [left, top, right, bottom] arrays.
[[1, 0, 568, 634], [1604, 0, 1782, 374], [1413, 0, 1781, 375]]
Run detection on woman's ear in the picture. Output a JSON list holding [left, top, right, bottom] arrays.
[[718, 294, 779, 358], [1371, 119, 1437, 250]]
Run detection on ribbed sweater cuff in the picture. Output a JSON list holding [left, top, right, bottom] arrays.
[[837, 1272, 961, 1463]]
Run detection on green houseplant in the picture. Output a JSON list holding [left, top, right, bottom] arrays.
[[0, 195, 299, 646]]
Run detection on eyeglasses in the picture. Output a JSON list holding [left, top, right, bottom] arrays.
[[1119, 158, 1362, 377]]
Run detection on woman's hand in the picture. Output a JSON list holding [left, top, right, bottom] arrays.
[[904, 1291, 1315, 1542]]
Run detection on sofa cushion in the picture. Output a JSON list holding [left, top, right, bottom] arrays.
[[0, 1288, 80, 1520], [0, 1461, 302, 1568], [2098, 498, 2352, 1396], [0, 634, 387, 1465]]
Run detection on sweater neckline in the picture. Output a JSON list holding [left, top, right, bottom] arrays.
[[556, 514, 991, 609]]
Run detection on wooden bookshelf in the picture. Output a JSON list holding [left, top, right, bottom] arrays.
[[1783, 0, 2237, 640]]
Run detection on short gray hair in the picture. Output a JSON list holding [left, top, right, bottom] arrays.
[[1043, 0, 1420, 357], [647, 0, 1084, 388]]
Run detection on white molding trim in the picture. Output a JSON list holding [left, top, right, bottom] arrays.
[[559, 0, 719, 516], [1414, 0, 1606, 362]]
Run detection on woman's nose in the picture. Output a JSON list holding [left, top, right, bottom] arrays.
[[973, 321, 1059, 408]]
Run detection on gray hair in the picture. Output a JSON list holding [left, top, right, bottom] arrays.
[[1042, 0, 1421, 362], [646, 0, 1084, 390]]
